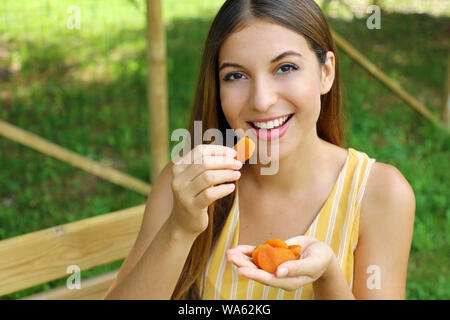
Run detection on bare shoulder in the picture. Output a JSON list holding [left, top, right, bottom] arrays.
[[359, 161, 416, 236]]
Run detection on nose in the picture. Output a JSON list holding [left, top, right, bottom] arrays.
[[249, 75, 278, 113]]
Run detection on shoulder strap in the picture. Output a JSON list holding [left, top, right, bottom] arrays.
[[353, 151, 376, 221]]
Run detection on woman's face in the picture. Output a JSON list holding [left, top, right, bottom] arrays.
[[218, 19, 335, 160]]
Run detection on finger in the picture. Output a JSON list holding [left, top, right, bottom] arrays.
[[228, 245, 255, 256], [237, 267, 314, 291], [284, 235, 317, 247], [186, 157, 242, 183], [195, 144, 237, 158], [236, 266, 275, 283], [173, 150, 240, 179], [177, 145, 237, 167], [171, 157, 241, 197], [193, 183, 236, 208], [191, 169, 241, 198], [226, 249, 258, 269], [171, 154, 183, 165], [276, 256, 320, 278]]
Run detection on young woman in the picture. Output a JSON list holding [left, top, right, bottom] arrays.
[[104, 0, 415, 300]]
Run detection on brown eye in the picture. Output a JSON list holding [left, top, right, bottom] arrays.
[[223, 72, 246, 81], [277, 64, 298, 74]]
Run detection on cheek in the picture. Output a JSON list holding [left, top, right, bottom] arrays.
[[285, 77, 321, 117], [220, 85, 247, 126]]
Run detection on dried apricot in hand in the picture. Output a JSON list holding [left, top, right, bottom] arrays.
[[265, 238, 288, 248], [288, 245, 302, 259], [252, 244, 264, 262], [233, 137, 255, 162], [255, 244, 278, 273], [274, 247, 297, 265], [251, 239, 302, 273]]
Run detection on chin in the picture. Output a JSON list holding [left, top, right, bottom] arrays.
[[255, 139, 298, 164]]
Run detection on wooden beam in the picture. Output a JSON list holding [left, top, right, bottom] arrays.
[[0, 205, 145, 296], [331, 30, 444, 130], [0, 119, 151, 195], [147, 0, 169, 183], [23, 270, 119, 300]]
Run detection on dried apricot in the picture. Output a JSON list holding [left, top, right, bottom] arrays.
[[251, 238, 302, 273], [233, 137, 255, 162]]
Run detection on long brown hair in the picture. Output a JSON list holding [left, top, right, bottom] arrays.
[[171, 0, 344, 299]]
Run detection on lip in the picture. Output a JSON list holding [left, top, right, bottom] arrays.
[[248, 114, 293, 141], [247, 113, 293, 123]]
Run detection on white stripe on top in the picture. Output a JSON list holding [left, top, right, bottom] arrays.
[[214, 192, 239, 299], [337, 153, 363, 266], [324, 149, 351, 246]]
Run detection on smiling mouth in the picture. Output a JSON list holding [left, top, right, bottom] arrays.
[[248, 113, 294, 130]]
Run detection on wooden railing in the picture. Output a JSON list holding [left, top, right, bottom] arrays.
[[0, 205, 146, 299]]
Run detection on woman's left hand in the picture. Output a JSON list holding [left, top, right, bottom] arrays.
[[226, 236, 336, 291]]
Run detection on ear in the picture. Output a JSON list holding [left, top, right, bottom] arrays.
[[320, 51, 335, 95]]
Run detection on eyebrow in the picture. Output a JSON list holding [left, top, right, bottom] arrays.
[[218, 50, 303, 72]]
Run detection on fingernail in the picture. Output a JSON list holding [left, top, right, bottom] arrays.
[[234, 160, 243, 169], [277, 267, 288, 277]]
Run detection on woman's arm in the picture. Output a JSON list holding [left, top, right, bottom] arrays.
[[352, 162, 416, 299], [312, 254, 355, 299], [104, 215, 198, 299], [104, 162, 197, 299], [104, 144, 240, 299]]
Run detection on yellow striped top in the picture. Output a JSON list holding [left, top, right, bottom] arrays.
[[201, 147, 376, 300]]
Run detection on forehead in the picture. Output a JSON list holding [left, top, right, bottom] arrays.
[[219, 19, 311, 63]]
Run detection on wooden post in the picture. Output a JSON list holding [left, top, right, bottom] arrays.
[[443, 55, 450, 129], [146, 0, 169, 183]]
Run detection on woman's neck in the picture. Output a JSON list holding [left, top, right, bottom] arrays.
[[242, 129, 327, 197]]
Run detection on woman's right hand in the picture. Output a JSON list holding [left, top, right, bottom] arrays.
[[169, 144, 243, 237]]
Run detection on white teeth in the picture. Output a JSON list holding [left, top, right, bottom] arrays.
[[252, 115, 290, 130], [254, 121, 266, 129]]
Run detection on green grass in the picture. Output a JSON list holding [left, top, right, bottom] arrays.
[[0, 0, 449, 299]]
